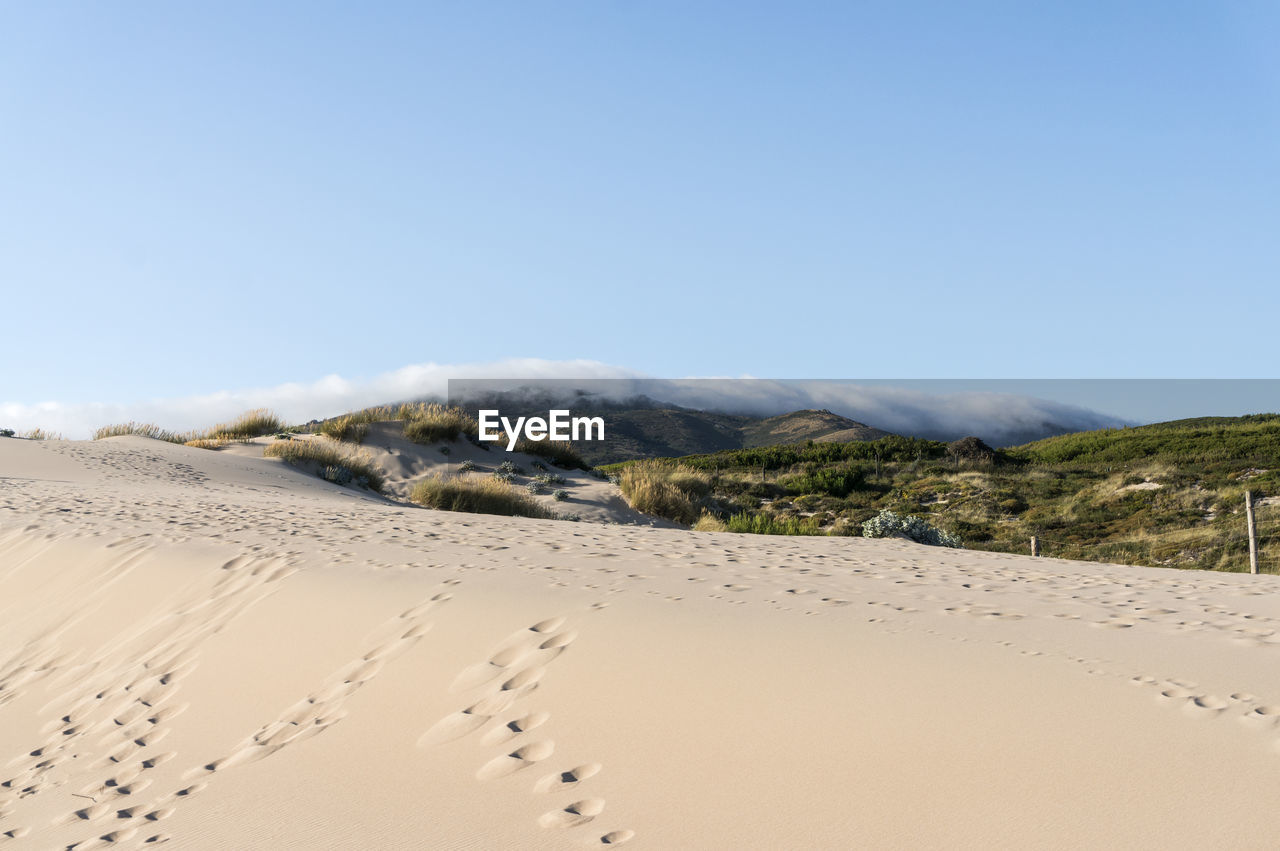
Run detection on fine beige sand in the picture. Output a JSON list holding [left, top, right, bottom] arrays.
[[3, 435, 1280, 849]]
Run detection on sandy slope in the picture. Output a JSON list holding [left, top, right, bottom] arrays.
[[2, 436, 1280, 849]]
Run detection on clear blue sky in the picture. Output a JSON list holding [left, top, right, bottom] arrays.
[[2, 1, 1277, 411]]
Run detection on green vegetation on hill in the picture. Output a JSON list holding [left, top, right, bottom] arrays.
[[1015, 415, 1280, 467], [604, 416, 1280, 573]]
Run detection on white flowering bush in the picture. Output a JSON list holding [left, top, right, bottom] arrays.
[[861, 509, 961, 548]]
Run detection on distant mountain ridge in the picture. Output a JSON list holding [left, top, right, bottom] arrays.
[[596, 407, 892, 464], [450, 392, 892, 464]]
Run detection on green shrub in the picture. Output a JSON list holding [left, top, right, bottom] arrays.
[[862, 509, 961, 547], [725, 513, 825, 536], [782, 465, 865, 497]]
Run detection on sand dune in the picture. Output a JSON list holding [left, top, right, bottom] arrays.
[[3, 436, 1280, 848]]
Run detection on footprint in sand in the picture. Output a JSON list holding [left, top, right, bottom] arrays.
[[600, 828, 636, 844], [482, 711, 551, 746], [1240, 705, 1280, 729], [535, 762, 602, 793], [537, 797, 605, 828], [450, 645, 532, 693], [1184, 695, 1230, 717], [476, 741, 555, 781], [419, 694, 519, 747]]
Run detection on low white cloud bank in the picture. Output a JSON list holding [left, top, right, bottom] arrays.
[[2, 360, 1128, 445], [644, 379, 1130, 445]]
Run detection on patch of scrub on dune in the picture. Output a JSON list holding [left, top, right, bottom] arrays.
[[263, 437, 385, 492]]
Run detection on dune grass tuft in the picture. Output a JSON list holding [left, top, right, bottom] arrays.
[[318, 415, 370, 443], [263, 437, 384, 492], [410, 475, 555, 519], [93, 422, 187, 443], [616, 460, 712, 526], [183, 438, 232, 450], [402, 404, 479, 444], [96, 412, 282, 447], [692, 511, 728, 532], [203, 409, 284, 440]]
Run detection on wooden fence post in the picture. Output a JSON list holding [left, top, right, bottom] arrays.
[[1030, 536, 1040, 557], [1245, 490, 1259, 575]]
